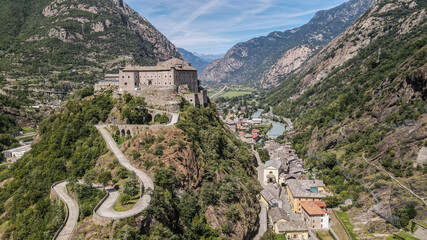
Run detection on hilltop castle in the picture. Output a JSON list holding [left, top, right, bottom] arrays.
[[95, 58, 208, 110]]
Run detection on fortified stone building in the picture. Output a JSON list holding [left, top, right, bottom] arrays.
[[95, 58, 208, 110]]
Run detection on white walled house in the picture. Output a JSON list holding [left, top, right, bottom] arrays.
[[264, 159, 282, 185]]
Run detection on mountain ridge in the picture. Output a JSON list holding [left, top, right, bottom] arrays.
[[200, 0, 375, 86], [0, 0, 181, 79], [264, 0, 427, 232], [178, 48, 209, 74]]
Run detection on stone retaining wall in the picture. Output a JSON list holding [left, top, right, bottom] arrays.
[[92, 191, 113, 225]]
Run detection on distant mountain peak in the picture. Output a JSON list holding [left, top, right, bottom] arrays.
[[177, 48, 209, 74], [200, 0, 375, 86]]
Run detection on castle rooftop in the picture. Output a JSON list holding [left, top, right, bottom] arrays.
[[122, 58, 197, 72]]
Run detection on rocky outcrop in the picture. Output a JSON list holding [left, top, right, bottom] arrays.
[[297, 0, 427, 92], [265, 0, 427, 230], [1, 0, 181, 77], [200, 0, 375, 86], [260, 45, 318, 88]]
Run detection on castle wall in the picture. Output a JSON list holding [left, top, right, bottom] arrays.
[[95, 80, 119, 91], [119, 71, 138, 92], [137, 70, 175, 87], [175, 71, 198, 92]]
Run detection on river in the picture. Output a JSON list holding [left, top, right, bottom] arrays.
[[251, 109, 287, 139]]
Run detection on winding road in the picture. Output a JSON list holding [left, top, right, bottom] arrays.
[[94, 125, 154, 219], [52, 112, 179, 239], [210, 86, 227, 99], [51, 181, 79, 240]]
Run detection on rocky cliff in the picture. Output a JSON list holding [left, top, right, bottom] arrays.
[[265, 0, 427, 233], [200, 0, 375, 86], [0, 0, 181, 78]]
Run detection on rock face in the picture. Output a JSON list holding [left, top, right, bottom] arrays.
[[265, 0, 427, 227], [294, 0, 426, 93], [200, 0, 375, 86], [260, 45, 319, 88], [0, 0, 181, 77]]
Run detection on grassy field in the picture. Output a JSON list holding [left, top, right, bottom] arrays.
[[417, 221, 427, 227], [275, 234, 287, 240], [386, 231, 420, 240], [220, 91, 252, 98], [15, 135, 34, 141], [335, 211, 358, 240], [22, 127, 34, 133], [330, 210, 350, 240], [317, 231, 335, 240]]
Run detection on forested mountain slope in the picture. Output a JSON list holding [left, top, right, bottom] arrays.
[[200, 0, 375, 86], [0, 89, 260, 240], [0, 0, 181, 79], [264, 0, 426, 232]]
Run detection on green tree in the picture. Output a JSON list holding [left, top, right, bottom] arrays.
[[98, 171, 112, 187], [121, 97, 150, 124], [155, 114, 170, 124], [260, 231, 275, 240], [123, 174, 139, 197], [120, 194, 131, 205], [119, 224, 140, 240]]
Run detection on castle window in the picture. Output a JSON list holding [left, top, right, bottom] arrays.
[[124, 82, 127, 85]]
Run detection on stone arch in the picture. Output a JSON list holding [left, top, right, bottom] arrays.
[[121, 129, 126, 137], [126, 129, 131, 137], [146, 114, 153, 123], [267, 171, 276, 184]]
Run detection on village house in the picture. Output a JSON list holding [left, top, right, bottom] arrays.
[[264, 158, 282, 185], [275, 220, 309, 239], [2, 145, 32, 163], [300, 201, 330, 230], [260, 189, 279, 209], [251, 118, 263, 125], [268, 207, 290, 233], [286, 179, 331, 213]]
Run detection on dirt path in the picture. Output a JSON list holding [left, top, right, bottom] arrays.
[[362, 153, 426, 206]]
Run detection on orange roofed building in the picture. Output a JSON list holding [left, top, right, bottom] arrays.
[[300, 201, 330, 230]]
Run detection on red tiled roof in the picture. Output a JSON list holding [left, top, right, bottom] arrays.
[[251, 134, 259, 139], [252, 129, 261, 133], [301, 201, 329, 215], [313, 201, 327, 208]]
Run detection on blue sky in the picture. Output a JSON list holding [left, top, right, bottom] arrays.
[[126, 0, 349, 54]]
